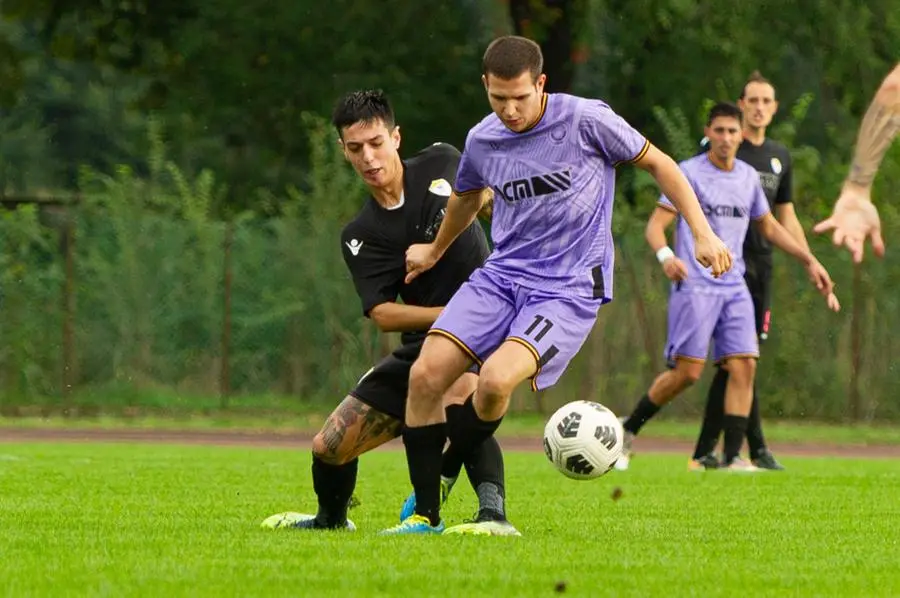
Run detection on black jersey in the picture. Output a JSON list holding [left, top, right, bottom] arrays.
[[698, 137, 793, 260], [736, 138, 792, 258], [340, 142, 490, 344]]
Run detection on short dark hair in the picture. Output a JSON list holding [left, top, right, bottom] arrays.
[[331, 90, 395, 137], [740, 70, 775, 99], [482, 36, 543, 81], [707, 102, 743, 126]]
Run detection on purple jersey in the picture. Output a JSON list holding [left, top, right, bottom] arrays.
[[454, 93, 648, 301], [658, 154, 770, 291]]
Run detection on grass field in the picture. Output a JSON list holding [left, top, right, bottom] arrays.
[[2, 441, 898, 597], [4, 413, 900, 446]]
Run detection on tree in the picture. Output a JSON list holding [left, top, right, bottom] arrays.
[[509, 0, 590, 93]]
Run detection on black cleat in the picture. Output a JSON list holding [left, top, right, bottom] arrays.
[[752, 450, 785, 471]]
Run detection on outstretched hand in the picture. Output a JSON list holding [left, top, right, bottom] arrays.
[[813, 185, 885, 264]]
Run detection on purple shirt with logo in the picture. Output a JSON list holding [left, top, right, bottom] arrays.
[[658, 154, 770, 292], [454, 93, 648, 300]]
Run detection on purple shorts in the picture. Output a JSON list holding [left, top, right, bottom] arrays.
[[430, 268, 603, 391], [665, 286, 759, 367]]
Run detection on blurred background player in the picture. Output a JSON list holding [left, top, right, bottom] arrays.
[[261, 90, 519, 536], [692, 72, 812, 471], [384, 36, 732, 535], [615, 102, 839, 472], [815, 62, 899, 263]]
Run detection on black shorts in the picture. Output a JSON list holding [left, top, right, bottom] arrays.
[[349, 340, 424, 421], [743, 255, 773, 342]]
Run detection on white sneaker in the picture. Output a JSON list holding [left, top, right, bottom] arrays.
[[723, 457, 760, 473], [614, 418, 634, 471]]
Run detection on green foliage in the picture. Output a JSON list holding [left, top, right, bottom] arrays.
[[0, 1, 897, 419]]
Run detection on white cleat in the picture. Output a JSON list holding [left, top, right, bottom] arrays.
[[260, 512, 357, 531], [443, 519, 522, 537]]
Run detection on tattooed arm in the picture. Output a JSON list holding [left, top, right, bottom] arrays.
[[845, 63, 900, 189], [814, 62, 899, 263]]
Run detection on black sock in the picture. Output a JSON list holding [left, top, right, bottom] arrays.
[[722, 415, 749, 464], [402, 423, 446, 526], [311, 455, 358, 528], [623, 395, 661, 435], [745, 386, 768, 457], [463, 436, 506, 520], [693, 367, 728, 459], [441, 398, 471, 479], [447, 395, 504, 461]]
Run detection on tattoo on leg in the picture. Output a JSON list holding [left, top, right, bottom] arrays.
[[354, 407, 401, 451], [320, 398, 368, 457]]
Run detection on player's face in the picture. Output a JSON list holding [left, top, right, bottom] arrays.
[[705, 116, 743, 162], [738, 82, 778, 130], [339, 119, 401, 187], [483, 71, 547, 132]]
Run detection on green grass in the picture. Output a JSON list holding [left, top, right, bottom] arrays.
[[3, 412, 900, 446], [1, 442, 898, 597]]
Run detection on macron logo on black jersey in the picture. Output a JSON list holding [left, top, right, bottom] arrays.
[[345, 239, 363, 256], [496, 168, 571, 203]]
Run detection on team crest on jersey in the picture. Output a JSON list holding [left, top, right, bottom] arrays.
[[429, 178, 452, 197], [770, 157, 782, 174]]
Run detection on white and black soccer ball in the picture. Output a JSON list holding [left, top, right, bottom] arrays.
[[543, 400, 624, 480]]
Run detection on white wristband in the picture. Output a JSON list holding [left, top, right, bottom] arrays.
[[656, 246, 675, 264]]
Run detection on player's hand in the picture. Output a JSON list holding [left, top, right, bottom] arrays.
[[693, 232, 733, 278], [405, 243, 439, 283], [812, 184, 885, 263], [661, 257, 688, 282], [805, 258, 840, 312]]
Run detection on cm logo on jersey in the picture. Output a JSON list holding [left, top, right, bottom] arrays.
[[495, 168, 571, 203]]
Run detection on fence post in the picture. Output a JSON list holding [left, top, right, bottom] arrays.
[[61, 197, 78, 412], [220, 221, 234, 408]]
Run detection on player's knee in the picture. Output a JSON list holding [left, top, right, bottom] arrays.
[[674, 363, 703, 386], [408, 358, 448, 402], [312, 432, 351, 466], [477, 366, 518, 405], [727, 358, 756, 383]]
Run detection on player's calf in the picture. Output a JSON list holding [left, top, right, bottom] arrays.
[[721, 357, 756, 466], [310, 397, 400, 528]]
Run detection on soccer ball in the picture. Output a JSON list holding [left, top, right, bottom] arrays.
[[543, 400, 624, 480]]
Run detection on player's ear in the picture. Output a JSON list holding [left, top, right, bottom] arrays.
[[392, 126, 401, 150], [536, 73, 547, 92], [337, 136, 349, 161], [481, 74, 488, 91]]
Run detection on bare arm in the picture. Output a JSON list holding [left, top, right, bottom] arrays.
[[430, 189, 489, 259], [755, 212, 813, 266], [405, 187, 492, 283], [775, 203, 811, 253], [369, 303, 443, 333], [477, 187, 494, 221], [634, 144, 716, 240], [645, 206, 677, 251], [844, 62, 900, 193]]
